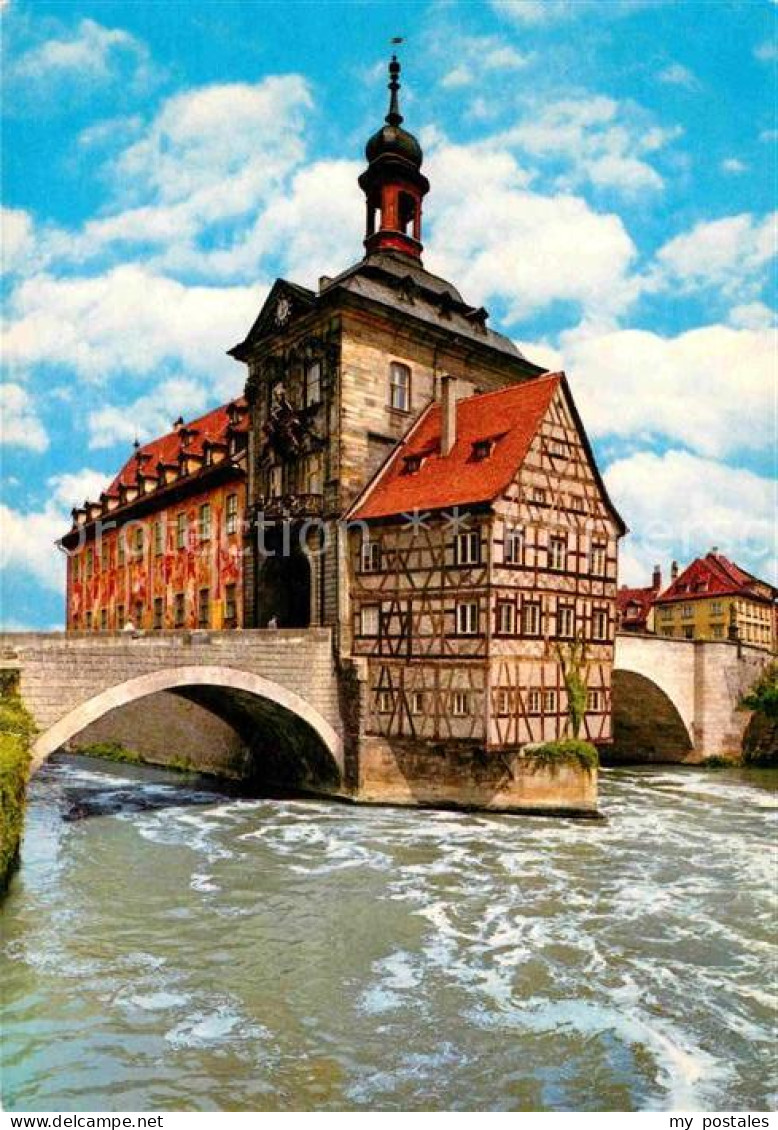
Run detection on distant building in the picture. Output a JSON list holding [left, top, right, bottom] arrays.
[[654, 551, 777, 651], [60, 401, 249, 632], [616, 565, 662, 634]]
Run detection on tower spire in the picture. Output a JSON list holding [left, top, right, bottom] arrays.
[[386, 55, 403, 127]]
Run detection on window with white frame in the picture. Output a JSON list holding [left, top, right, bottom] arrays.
[[456, 602, 479, 635], [412, 691, 426, 714], [587, 688, 603, 712], [533, 487, 547, 505], [360, 605, 380, 637], [505, 526, 524, 564], [496, 688, 512, 717], [360, 540, 381, 572], [590, 542, 607, 576], [557, 605, 575, 638], [527, 689, 542, 714], [305, 360, 322, 407], [496, 601, 515, 635], [522, 601, 541, 636], [154, 521, 164, 556], [548, 535, 567, 571], [682, 603, 693, 619], [543, 689, 557, 713], [199, 503, 212, 542], [592, 608, 609, 640], [377, 690, 394, 714], [452, 691, 470, 717], [455, 530, 480, 566], [389, 362, 411, 412], [176, 512, 187, 550], [226, 493, 238, 536]]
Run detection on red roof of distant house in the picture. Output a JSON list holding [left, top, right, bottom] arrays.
[[616, 585, 657, 629], [350, 373, 568, 520], [107, 398, 248, 496], [656, 553, 776, 604]]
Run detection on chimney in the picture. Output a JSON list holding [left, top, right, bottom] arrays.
[[652, 565, 662, 591], [671, 560, 679, 581], [440, 373, 457, 456]]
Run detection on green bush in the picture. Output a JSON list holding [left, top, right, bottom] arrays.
[[524, 739, 599, 773], [0, 683, 34, 894]]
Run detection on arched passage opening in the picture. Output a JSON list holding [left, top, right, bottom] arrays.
[[607, 669, 694, 764], [31, 666, 343, 796], [256, 527, 312, 629]]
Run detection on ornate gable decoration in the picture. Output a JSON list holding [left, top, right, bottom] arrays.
[[228, 279, 317, 360]]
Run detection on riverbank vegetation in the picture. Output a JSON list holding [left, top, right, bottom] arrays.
[[739, 662, 778, 766], [524, 740, 599, 773], [0, 674, 35, 894], [70, 740, 198, 774]]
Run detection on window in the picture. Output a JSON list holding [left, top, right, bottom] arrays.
[[472, 439, 494, 461], [590, 542, 607, 576], [360, 605, 380, 637], [684, 626, 694, 640], [711, 601, 723, 617], [117, 535, 125, 567], [100, 543, 109, 571], [496, 689, 512, 717], [117, 605, 125, 629], [505, 526, 523, 565], [660, 606, 673, 619], [154, 521, 164, 556], [713, 625, 725, 640], [543, 689, 557, 714], [153, 597, 164, 630], [72, 555, 80, 582], [456, 602, 479, 635], [199, 503, 212, 543], [527, 689, 541, 715], [452, 691, 470, 717], [361, 540, 381, 573], [226, 494, 238, 536], [533, 487, 547, 505], [549, 535, 567, 571], [592, 608, 608, 641], [86, 548, 93, 579], [522, 602, 541, 636], [100, 609, 107, 631], [174, 592, 185, 628], [682, 604, 693, 619], [587, 688, 603, 712], [377, 690, 394, 715], [557, 605, 575, 639], [549, 438, 567, 458], [86, 610, 93, 631], [412, 691, 426, 714], [134, 601, 143, 627], [455, 530, 480, 566], [224, 584, 237, 626], [269, 465, 283, 497], [305, 360, 322, 407], [176, 513, 187, 550], [134, 527, 144, 556], [403, 454, 424, 474], [496, 601, 515, 635], [198, 588, 210, 629], [389, 362, 411, 412], [306, 454, 323, 495]]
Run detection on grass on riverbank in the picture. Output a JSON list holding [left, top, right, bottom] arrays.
[[0, 676, 35, 895], [524, 739, 599, 773], [70, 740, 198, 774]]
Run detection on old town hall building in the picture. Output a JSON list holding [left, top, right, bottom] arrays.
[[62, 59, 625, 793]]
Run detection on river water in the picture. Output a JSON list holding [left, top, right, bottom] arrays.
[[1, 755, 776, 1112]]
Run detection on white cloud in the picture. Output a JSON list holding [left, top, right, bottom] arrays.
[[5, 18, 155, 107], [754, 40, 778, 63], [720, 157, 748, 175], [501, 96, 680, 195], [1, 206, 34, 275], [657, 63, 700, 90], [759, 128, 778, 143], [606, 451, 776, 587], [652, 212, 776, 301], [424, 140, 639, 323], [728, 301, 776, 330], [87, 377, 210, 450], [491, 0, 653, 25], [0, 384, 49, 450], [1, 265, 260, 387], [564, 321, 774, 459]]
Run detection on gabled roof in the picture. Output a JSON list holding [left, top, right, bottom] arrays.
[[656, 553, 777, 604], [229, 278, 317, 359], [348, 372, 625, 528], [616, 585, 657, 627], [107, 399, 248, 496]]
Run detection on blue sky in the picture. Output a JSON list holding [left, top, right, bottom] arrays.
[[1, 0, 775, 628]]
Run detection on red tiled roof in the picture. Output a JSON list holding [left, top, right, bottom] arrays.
[[106, 398, 248, 496], [350, 374, 562, 520], [616, 585, 657, 627], [656, 553, 775, 604]]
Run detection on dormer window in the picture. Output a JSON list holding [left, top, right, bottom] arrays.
[[403, 454, 424, 474], [472, 439, 494, 462]]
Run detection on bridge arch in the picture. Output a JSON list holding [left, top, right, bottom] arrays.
[[610, 668, 694, 763], [31, 664, 344, 785]]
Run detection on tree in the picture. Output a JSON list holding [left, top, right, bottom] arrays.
[[739, 661, 778, 720], [556, 634, 589, 739]]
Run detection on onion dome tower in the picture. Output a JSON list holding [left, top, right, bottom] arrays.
[[358, 55, 430, 261]]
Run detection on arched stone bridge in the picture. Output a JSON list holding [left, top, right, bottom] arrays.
[[0, 630, 770, 778], [613, 634, 770, 761], [0, 629, 346, 790]]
